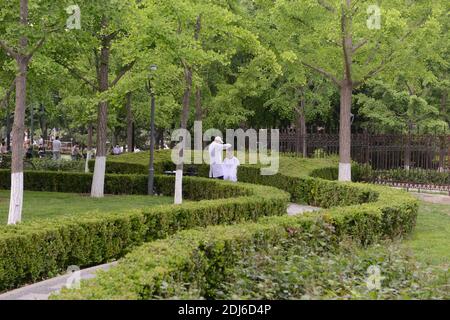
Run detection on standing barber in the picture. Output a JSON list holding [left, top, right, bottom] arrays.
[[208, 137, 232, 179]]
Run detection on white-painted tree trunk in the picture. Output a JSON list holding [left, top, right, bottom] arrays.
[[174, 169, 183, 205], [84, 151, 92, 173], [8, 172, 23, 225], [338, 162, 352, 182], [91, 156, 106, 198]]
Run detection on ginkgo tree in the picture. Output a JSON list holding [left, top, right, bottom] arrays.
[[46, 0, 140, 198], [255, 0, 439, 181], [0, 0, 69, 224]]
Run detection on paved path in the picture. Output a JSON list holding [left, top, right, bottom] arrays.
[[412, 192, 450, 205], [0, 204, 320, 300], [287, 203, 321, 216], [0, 262, 117, 300]]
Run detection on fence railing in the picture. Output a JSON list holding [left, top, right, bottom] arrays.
[[278, 130, 450, 171]]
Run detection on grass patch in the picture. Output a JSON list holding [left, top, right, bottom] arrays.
[[109, 150, 339, 178], [0, 190, 173, 223], [403, 202, 450, 267]]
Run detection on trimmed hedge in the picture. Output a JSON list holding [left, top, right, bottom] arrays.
[[55, 215, 323, 300], [52, 158, 420, 300], [369, 168, 450, 185], [56, 190, 416, 300], [310, 163, 373, 182], [0, 170, 252, 200], [100, 160, 418, 239], [0, 171, 289, 291], [0, 157, 419, 295]]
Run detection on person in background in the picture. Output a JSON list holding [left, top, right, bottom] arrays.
[[223, 148, 240, 182], [52, 136, 62, 160], [71, 143, 80, 160], [0, 139, 6, 154], [38, 135, 44, 147], [208, 136, 232, 180], [26, 145, 33, 159], [113, 145, 121, 155], [38, 145, 46, 158]]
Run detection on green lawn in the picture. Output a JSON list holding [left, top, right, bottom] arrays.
[[110, 150, 339, 177], [0, 190, 173, 223], [403, 202, 450, 267]]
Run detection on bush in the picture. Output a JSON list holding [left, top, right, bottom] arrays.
[[0, 171, 289, 292], [52, 161, 419, 300], [310, 163, 373, 182], [30, 159, 85, 172], [0, 155, 11, 169], [88, 160, 148, 174], [199, 240, 450, 300], [0, 156, 419, 295], [55, 211, 433, 300], [369, 168, 450, 185]]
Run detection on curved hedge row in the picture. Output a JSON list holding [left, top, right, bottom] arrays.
[[56, 187, 417, 300], [99, 159, 418, 238], [54, 158, 419, 300], [0, 170, 289, 292]]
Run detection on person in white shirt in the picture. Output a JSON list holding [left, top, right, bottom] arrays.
[[208, 136, 232, 179], [113, 145, 121, 155], [223, 149, 240, 182], [52, 136, 62, 160]]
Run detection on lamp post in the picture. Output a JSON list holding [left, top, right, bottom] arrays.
[[147, 64, 158, 195]]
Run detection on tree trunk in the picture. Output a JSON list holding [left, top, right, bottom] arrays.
[[195, 87, 202, 122], [85, 123, 93, 173], [125, 92, 133, 152], [91, 29, 110, 198], [439, 90, 448, 172], [174, 15, 200, 205], [405, 124, 412, 171], [339, 82, 352, 181], [174, 66, 193, 205], [295, 97, 307, 158], [8, 0, 28, 225], [39, 103, 47, 141], [5, 92, 11, 152], [338, 0, 353, 182]]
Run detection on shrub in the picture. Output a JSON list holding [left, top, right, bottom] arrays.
[[51, 161, 419, 300], [0, 156, 419, 295], [0, 171, 289, 292], [310, 163, 373, 182], [55, 211, 432, 301], [201, 240, 450, 300], [369, 168, 450, 185], [30, 159, 85, 172]]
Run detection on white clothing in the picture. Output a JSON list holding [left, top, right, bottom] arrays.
[[208, 141, 232, 178], [223, 157, 240, 182], [52, 139, 61, 152]]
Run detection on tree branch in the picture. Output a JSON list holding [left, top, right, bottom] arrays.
[[405, 81, 415, 96], [25, 37, 46, 61], [302, 62, 341, 87], [0, 40, 19, 59], [355, 17, 429, 88], [54, 59, 98, 90], [111, 60, 136, 87], [353, 39, 368, 53], [317, 0, 336, 13]]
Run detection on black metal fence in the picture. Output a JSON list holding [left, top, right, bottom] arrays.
[[279, 129, 450, 171]]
